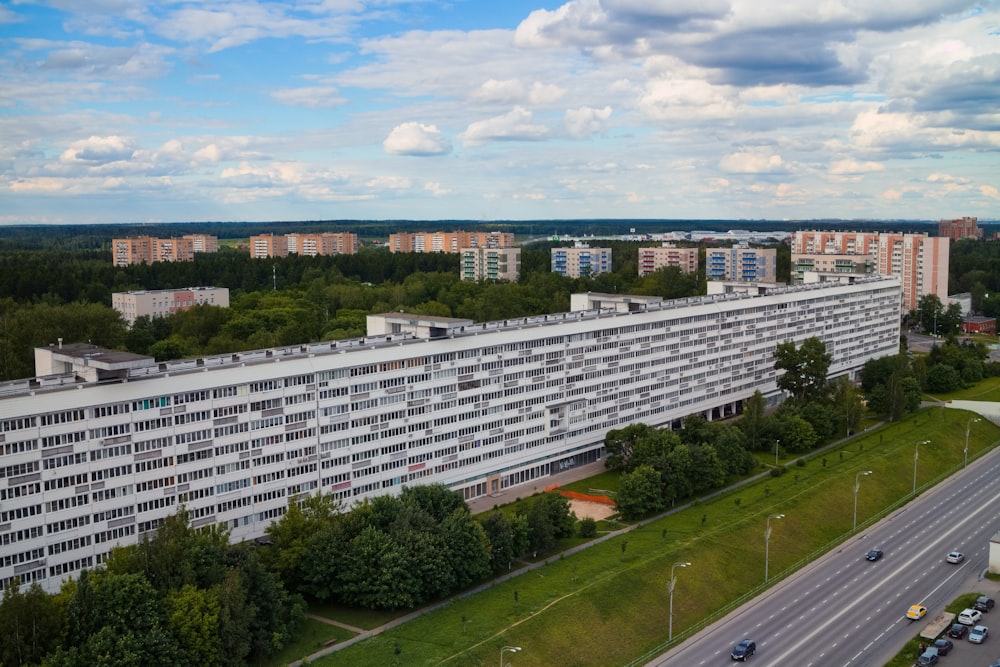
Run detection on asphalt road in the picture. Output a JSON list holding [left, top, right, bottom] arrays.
[[647, 445, 1000, 667]]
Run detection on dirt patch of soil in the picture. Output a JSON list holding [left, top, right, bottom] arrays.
[[568, 499, 617, 521]]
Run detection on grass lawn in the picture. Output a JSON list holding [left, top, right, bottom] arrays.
[[265, 618, 353, 667], [931, 375, 1000, 402], [310, 407, 1000, 667]]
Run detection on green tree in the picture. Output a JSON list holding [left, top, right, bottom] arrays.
[[167, 585, 221, 666], [0, 580, 63, 667], [480, 511, 516, 574], [441, 508, 492, 589], [615, 465, 665, 520], [738, 390, 770, 451], [774, 337, 832, 402], [775, 415, 818, 453], [831, 375, 865, 437], [53, 571, 181, 667]]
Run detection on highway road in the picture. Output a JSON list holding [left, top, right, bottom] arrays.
[[647, 445, 1000, 667]]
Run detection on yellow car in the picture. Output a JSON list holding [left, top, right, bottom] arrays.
[[907, 605, 928, 620]]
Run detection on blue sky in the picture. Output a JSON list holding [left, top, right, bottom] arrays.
[[1, 0, 998, 224]]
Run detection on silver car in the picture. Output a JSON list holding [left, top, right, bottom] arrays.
[[969, 625, 989, 644]]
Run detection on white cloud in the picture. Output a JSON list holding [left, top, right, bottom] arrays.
[[565, 106, 612, 138], [529, 82, 566, 104], [719, 150, 784, 174], [828, 159, 884, 175], [271, 86, 345, 109], [383, 122, 452, 156], [460, 107, 550, 147], [424, 181, 451, 196], [59, 135, 137, 164], [365, 175, 411, 189], [472, 79, 526, 104]]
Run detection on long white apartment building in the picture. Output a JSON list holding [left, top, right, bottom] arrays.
[[0, 277, 901, 593]]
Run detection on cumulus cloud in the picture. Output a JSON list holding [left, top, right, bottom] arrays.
[[565, 106, 612, 138], [719, 150, 784, 174], [460, 107, 550, 147], [471, 79, 566, 105], [472, 79, 527, 104], [424, 181, 451, 196], [60, 135, 137, 164], [383, 122, 452, 156], [829, 159, 884, 175], [15, 39, 174, 79], [271, 86, 345, 109]]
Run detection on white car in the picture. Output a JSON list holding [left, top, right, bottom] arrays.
[[959, 608, 983, 626], [969, 625, 989, 644], [946, 551, 965, 564]]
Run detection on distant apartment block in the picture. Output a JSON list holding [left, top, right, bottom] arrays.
[[285, 232, 358, 256], [250, 233, 357, 259], [388, 231, 515, 253], [637, 243, 699, 277], [111, 235, 217, 267], [112, 287, 230, 326], [551, 244, 612, 278], [460, 247, 520, 282], [938, 216, 982, 240], [185, 234, 219, 253], [792, 231, 949, 312], [250, 234, 288, 258], [705, 244, 776, 282]]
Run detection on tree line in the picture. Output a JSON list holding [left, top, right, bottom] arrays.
[[0, 241, 705, 381], [0, 510, 301, 667], [0, 484, 580, 665]]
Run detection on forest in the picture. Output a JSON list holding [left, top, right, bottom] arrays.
[[0, 229, 998, 384], [0, 239, 704, 381]]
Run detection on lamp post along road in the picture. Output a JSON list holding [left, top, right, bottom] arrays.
[[764, 514, 784, 583], [500, 646, 521, 667], [853, 470, 873, 531], [774, 439, 780, 466], [913, 440, 929, 495], [965, 418, 981, 467], [668, 561, 691, 641]]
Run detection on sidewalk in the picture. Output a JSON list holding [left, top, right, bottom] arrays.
[[465, 459, 609, 515]]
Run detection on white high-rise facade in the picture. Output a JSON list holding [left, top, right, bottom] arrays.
[[0, 278, 901, 593]]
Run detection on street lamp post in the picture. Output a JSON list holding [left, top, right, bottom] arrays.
[[764, 514, 784, 583], [500, 646, 521, 667], [913, 440, 929, 495], [668, 561, 691, 641], [774, 439, 780, 466], [965, 418, 981, 467], [853, 470, 872, 531]]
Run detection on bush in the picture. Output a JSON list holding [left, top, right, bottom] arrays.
[[579, 518, 597, 538]]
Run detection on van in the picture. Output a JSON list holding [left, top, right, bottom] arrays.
[[916, 647, 938, 666]]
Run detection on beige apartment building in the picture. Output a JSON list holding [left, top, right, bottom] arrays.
[[551, 244, 612, 278], [387, 231, 515, 253], [250, 233, 357, 258], [792, 230, 949, 311], [459, 247, 520, 282], [638, 243, 699, 277], [938, 217, 982, 241], [112, 286, 230, 326], [111, 235, 217, 266]]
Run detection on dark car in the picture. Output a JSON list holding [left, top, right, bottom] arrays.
[[933, 638, 954, 655], [731, 639, 756, 661], [865, 548, 884, 561], [948, 623, 969, 639], [976, 596, 996, 613]]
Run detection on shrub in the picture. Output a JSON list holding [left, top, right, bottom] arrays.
[[579, 517, 597, 538]]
